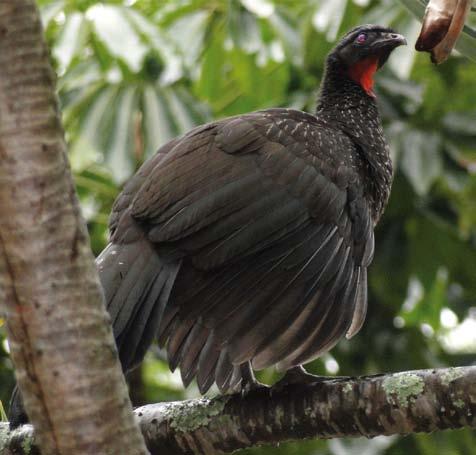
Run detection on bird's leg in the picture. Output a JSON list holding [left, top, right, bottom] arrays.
[[273, 365, 350, 389], [275, 365, 325, 387], [240, 362, 268, 396]]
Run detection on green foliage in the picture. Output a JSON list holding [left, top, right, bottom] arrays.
[[2, 1, 475, 454], [0, 401, 7, 422]]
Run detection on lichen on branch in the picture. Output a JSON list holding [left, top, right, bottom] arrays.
[[134, 365, 475, 454]]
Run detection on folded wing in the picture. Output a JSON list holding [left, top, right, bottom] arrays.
[[110, 109, 375, 391]]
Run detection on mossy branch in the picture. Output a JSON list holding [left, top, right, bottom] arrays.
[[1, 366, 475, 454]]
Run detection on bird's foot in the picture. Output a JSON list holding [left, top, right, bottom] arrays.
[[273, 366, 350, 391], [240, 362, 268, 397]]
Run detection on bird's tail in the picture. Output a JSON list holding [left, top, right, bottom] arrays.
[[96, 238, 180, 372], [8, 384, 27, 429]]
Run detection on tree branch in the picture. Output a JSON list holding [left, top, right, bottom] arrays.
[[1, 366, 474, 454]]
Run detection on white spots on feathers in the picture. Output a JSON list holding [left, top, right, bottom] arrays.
[[290, 122, 302, 135], [252, 106, 391, 222]]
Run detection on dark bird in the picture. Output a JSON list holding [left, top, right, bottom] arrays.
[[10, 24, 405, 427]]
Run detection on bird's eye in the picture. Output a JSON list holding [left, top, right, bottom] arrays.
[[356, 33, 367, 43]]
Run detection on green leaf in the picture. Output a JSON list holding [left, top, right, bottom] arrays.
[[107, 86, 137, 183], [69, 85, 119, 172], [228, 6, 262, 54], [40, 0, 66, 28], [142, 84, 177, 156], [268, 10, 302, 63], [87, 4, 148, 72], [398, 268, 448, 330], [0, 400, 7, 422], [312, 0, 348, 42], [69, 135, 102, 173], [240, 0, 275, 18], [124, 8, 183, 84], [77, 85, 118, 144], [399, 129, 442, 195], [387, 17, 420, 79], [174, 87, 211, 124], [443, 112, 476, 136], [166, 10, 211, 68], [53, 12, 86, 73], [405, 212, 476, 299], [196, 27, 226, 103], [163, 89, 198, 134]]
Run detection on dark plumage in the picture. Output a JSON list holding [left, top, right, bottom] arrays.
[[100, 23, 405, 389], [9, 25, 406, 427]]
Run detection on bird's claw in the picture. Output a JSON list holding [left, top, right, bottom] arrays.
[[272, 366, 350, 392], [240, 378, 268, 397], [239, 362, 268, 397]]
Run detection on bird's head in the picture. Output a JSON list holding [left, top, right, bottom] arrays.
[[327, 25, 407, 97]]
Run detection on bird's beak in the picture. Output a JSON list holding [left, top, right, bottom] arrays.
[[373, 32, 407, 68], [374, 32, 407, 49]]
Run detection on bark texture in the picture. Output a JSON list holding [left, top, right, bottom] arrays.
[[0, 1, 147, 454], [136, 366, 476, 454], [1, 366, 474, 454]]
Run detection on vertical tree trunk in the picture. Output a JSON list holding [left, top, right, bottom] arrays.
[[0, 2, 148, 454]]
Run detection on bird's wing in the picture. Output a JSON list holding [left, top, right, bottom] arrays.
[[129, 109, 372, 263], [109, 135, 183, 235], [113, 108, 374, 377]]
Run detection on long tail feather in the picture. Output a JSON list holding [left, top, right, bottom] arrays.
[[96, 238, 180, 372]]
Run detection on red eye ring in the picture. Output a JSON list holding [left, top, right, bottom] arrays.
[[356, 33, 367, 43]]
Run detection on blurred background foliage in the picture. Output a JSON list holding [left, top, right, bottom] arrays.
[[1, 0, 476, 453]]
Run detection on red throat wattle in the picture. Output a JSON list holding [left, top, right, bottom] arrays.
[[348, 57, 379, 97]]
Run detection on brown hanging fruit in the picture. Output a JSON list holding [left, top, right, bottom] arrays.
[[415, 0, 471, 64]]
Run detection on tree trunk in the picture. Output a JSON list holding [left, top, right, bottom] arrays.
[[0, 1, 147, 454], [0, 366, 474, 454]]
